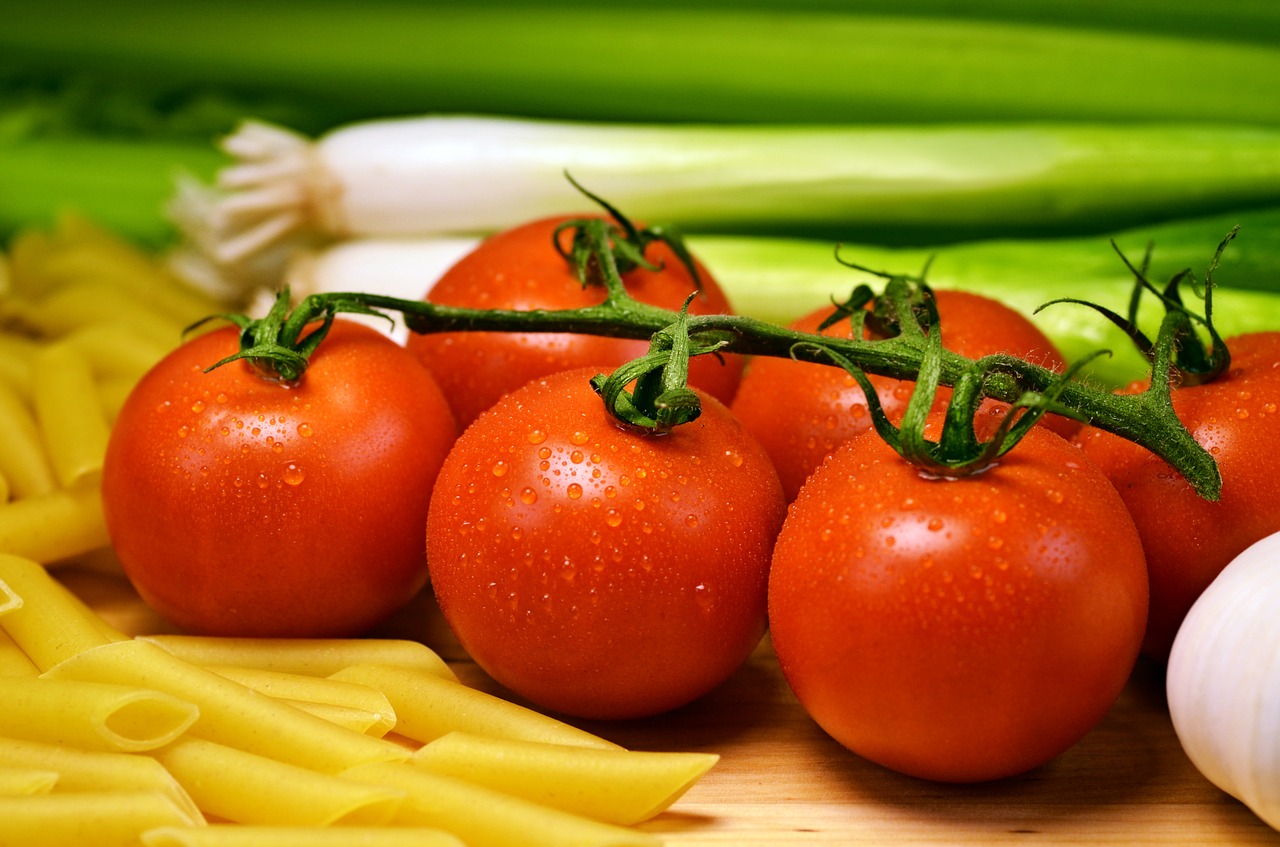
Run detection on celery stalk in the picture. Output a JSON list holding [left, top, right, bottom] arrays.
[[6, 3, 1280, 129], [0, 136, 225, 246]]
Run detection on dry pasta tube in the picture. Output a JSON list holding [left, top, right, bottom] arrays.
[[0, 736, 201, 823], [344, 761, 661, 847], [19, 281, 188, 348], [0, 767, 57, 796], [60, 322, 174, 380], [331, 663, 620, 751], [0, 486, 112, 564], [151, 737, 405, 827], [0, 628, 39, 676], [43, 639, 411, 773], [30, 341, 111, 490], [0, 332, 37, 393], [0, 469, 9, 504], [412, 732, 718, 826], [281, 700, 392, 737], [0, 676, 199, 752], [0, 791, 202, 847], [142, 825, 466, 847], [0, 576, 19, 615], [0, 379, 57, 500], [139, 634, 457, 681], [0, 554, 119, 669], [205, 665, 396, 736]]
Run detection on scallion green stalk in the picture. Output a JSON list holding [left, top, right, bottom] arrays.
[[5, 2, 1280, 133]]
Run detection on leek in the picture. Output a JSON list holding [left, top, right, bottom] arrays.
[[6, 2, 1280, 131], [176, 115, 1280, 273]]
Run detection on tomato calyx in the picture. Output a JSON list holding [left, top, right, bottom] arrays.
[[800, 275, 1096, 478], [554, 174, 705, 294], [1039, 227, 1235, 389], [193, 285, 391, 382]]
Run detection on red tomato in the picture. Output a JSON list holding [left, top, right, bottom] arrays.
[[102, 320, 458, 637], [426, 367, 785, 720], [768, 420, 1148, 783], [731, 289, 1077, 501], [405, 215, 744, 427], [1075, 331, 1280, 661]]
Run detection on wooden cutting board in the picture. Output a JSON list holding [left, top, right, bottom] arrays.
[[61, 565, 1280, 846]]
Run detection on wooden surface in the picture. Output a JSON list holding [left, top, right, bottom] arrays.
[[61, 564, 1280, 847]]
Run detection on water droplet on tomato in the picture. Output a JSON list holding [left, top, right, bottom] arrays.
[[992, 509, 1007, 524], [511, 527, 523, 541], [1236, 408, 1250, 420], [191, 400, 205, 413], [694, 582, 715, 611], [570, 450, 584, 464], [177, 425, 189, 438], [297, 422, 313, 438], [927, 517, 944, 532], [685, 514, 699, 528], [725, 449, 744, 467], [566, 483, 583, 500], [527, 429, 547, 445], [492, 460, 509, 477], [282, 463, 305, 486], [537, 446, 552, 460], [519, 487, 537, 505], [605, 509, 623, 527], [570, 431, 590, 446], [1046, 489, 1064, 504]]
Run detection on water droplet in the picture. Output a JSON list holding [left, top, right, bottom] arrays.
[[566, 483, 583, 500], [297, 422, 313, 438], [570, 450, 585, 464], [537, 446, 552, 460], [492, 461, 509, 477], [605, 509, 623, 527], [519, 487, 538, 505], [215, 393, 229, 404], [191, 400, 205, 413], [1046, 489, 1064, 504], [633, 499, 646, 511], [282, 463, 305, 486], [570, 431, 590, 446], [177, 425, 190, 439], [927, 517, 944, 532], [511, 527, 523, 541], [992, 510, 1007, 524], [725, 449, 744, 467], [1236, 408, 1250, 420], [527, 429, 547, 445], [685, 514, 699, 528], [694, 582, 715, 611]]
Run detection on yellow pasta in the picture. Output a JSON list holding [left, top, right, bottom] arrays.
[[0, 628, 38, 676], [330, 663, 621, 751], [0, 575, 19, 616], [60, 322, 174, 381], [0, 468, 9, 504], [0, 791, 202, 847], [280, 700, 393, 737], [139, 634, 457, 681], [0, 767, 58, 796], [205, 665, 396, 738], [0, 378, 57, 500], [16, 281, 187, 349], [0, 736, 202, 823], [0, 676, 199, 752], [151, 737, 404, 827], [30, 341, 111, 491], [0, 486, 112, 563], [141, 825, 467, 847], [43, 639, 412, 773], [0, 332, 37, 392], [412, 732, 718, 826], [344, 761, 661, 847], [0, 554, 118, 669]]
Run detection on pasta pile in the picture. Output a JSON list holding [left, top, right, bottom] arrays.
[[0, 216, 223, 566], [0, 553, 717, 846]]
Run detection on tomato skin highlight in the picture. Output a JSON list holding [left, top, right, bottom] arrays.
[[768, 423, 1148, 783], [405, 215, 744, 427], [426, 367, 785, 720], [102, 321, 458, 637], [1075, 331, 1280, 661], [730, 289, 1075, 501]]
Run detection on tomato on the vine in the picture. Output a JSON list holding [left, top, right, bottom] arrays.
[[768, 418, 1147, 783], [102, 320, 458, 637], [426, 367, 785, 720], [730, 289, 1076, 501], [1075, 331, 1280, 661], [406, 215, 744, 427]]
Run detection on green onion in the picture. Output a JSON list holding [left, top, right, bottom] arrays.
[[177, 115, 1280, 273], [5, 2, 1280, 132]]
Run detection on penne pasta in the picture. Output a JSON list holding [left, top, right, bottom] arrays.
[[280, 700, 392, 737], [151, 737, 404, 827], [0, 378, 57, 500], [411, 732, 718, 826], [330, 663, 621, 751], [0, 332, 37, 393], [0, 676, 199, 752], [141, 825, 466, 847], [30, 341, 111, 490], [0, 791, 202, 847], [139, 634, 457, 681], [0, 628, 39, 676], [0, 486, 112, 564], [344, 761, 661, 847], [0, 554, 119, 669], [0, 767, 58, 796], [0, 736, 201, 823], [205, 665, 396, 738], [0, 576, 19, 615], [59, 322, 174, 381], [43, 639, 412, 773], [17, 281, 187, 349], [0, 468, 9, 504]]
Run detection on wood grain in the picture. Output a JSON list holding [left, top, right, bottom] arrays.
[[60, 565, 1280, 847]]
